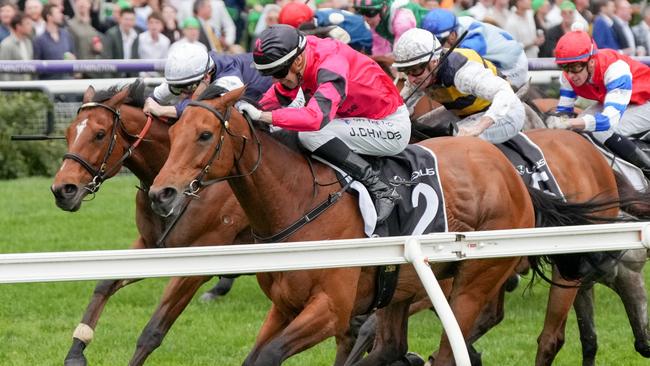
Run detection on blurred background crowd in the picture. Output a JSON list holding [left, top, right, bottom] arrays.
[[0, 0, 648, 81]]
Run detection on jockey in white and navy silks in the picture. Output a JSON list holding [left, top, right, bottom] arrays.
[[548, 31, 650, 176], [143, 42, 272, 120], [235, 25, 410, 223], [277, 3, 372, 54], [421, 8, 529, 89]]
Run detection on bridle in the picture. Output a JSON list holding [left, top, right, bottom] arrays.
[[62, 102, 153, 195], [182, 100, 262, 197]]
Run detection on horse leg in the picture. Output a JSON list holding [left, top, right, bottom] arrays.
[[199, 276, 237, 302], [609, 258, 650, 358], [574, 284, 597, 366], [351, 301, 412, 366], [432, 258, 518, 366], [535, 267, 579, 366], [247, 292, 351, 366], [242, 305, 290, 366], [64, 238, 146, 366], [128, 275, 212, 366]]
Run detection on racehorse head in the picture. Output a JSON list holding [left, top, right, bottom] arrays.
[[51, 80, 148, 211], [149, 85, 247, 217]]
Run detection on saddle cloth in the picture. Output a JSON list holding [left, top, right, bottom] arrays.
[[495, 132, 564, 199], [318, 144, 448, 237]]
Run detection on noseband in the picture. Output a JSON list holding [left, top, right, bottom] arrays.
[[62, 102, 153, 194]]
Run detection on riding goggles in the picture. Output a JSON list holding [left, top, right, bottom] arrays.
[[560, 61, 588, 74], [168, 80, 202, 95], [356, 7, 382, 17]]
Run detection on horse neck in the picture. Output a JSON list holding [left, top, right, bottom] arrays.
[[227, 128, 328, 238], [120, 105, 171, 187]]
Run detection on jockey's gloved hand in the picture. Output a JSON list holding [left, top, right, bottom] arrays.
[[236, 101, 262, 120], [546, 115, 572, 129]]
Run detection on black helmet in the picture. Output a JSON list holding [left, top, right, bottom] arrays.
[[253, 24, 307, 78]]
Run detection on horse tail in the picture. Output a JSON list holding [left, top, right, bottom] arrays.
[[526, 186, 635, 282], [614, 170, 650, 219]]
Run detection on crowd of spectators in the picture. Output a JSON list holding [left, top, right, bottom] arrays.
[[0, 0, 648, 80]]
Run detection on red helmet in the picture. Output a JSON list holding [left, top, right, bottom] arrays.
[[278, 3, 314, 29], [554, 31, 597, 64]]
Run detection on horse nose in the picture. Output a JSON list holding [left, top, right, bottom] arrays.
[[51, 184, 79, 200], [149, 187, 178, 206]]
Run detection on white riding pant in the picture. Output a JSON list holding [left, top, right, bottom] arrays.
[[584, 101, 650, 143], [456, 102, 525, 144], [298, 105, 411, 156], [500, 53, 530, 90]]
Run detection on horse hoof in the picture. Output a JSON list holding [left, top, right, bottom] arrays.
[[404, 352, 425, 366], [635, 342, 650, 358], [64, 357, 88, 366]]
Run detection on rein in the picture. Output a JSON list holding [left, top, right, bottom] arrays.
[[62, 102, 154, 195], [185, 99, 351, 243]]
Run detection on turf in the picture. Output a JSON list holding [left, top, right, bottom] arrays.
[[0, 176, 647, 365]]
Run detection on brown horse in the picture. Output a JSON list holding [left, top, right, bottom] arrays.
[[148, 85, 617, 365], [51, 82, 251, 366]]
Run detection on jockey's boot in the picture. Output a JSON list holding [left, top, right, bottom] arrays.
[[314, 138, 400, 223], [604, 133, 650, 178]]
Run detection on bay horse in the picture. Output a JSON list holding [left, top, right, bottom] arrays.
[[148, 85, 619, 365], [51, 81, 252, 366]]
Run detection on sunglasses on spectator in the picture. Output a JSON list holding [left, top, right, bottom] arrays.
[[356, 7, 381, 17], [560, 62, 588, 74], [168, 80, 201, 95]]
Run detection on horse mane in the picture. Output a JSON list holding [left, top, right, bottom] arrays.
[[197, 84, 230, 101], [92, 79, 146, 108]]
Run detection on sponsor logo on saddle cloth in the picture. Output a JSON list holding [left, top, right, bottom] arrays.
[[496, 133, 565, 199], [370, 145, 448, 237]]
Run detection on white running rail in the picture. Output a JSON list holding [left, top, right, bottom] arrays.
[[2, 222, 650, 366]]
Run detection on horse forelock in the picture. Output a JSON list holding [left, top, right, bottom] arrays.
[[197, 84, 230, 101]]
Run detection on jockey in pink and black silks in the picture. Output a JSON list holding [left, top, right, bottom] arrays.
[[547, 30, 650, 177], [236, 25, 410, 223]]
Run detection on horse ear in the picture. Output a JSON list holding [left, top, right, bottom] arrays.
[[220, 86, 247, 107], [82, 86, 95, 103], [106, 84, 132, 108]]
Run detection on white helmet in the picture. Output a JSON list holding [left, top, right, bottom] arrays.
[[165, 43, 215, 85], [392, 28, 442, 69]]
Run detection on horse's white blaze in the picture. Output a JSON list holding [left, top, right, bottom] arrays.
[[59, 161, 67, 171], [74, 119, 88, 144]]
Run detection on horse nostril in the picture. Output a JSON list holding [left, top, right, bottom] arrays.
[[150, 187, 178, 204], [63, 184, 78, 197]]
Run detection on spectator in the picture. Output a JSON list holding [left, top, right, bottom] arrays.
[[68, 0, 103, 60], [138, 11, 170, 70], [193, 0, 219, 50], [91, 0, 121, 32], [103, 7, 139, 60], [592, 0, 620, 51], [0, 12, 33, 81], [24, 0, 44, 36], [209, 0, 236, 49], [632, 7, 650, 56], [574, 0, 592, 24], [467, 0, 492, 21], [0, 3, 16, 43], [532, 0, 550, 30], [505, 0, 544, 58], [539, 0, 575, 57], [161, 3, 181, 42], [131, 0, 152, 31], [171, 16, 207, 50], [612, 0, 635, 55], [33, 4, 75, 79], [48, 0, 75, 19], [484, 0, 510, 28]]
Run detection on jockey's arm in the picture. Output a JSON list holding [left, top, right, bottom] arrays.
[[400, 80, 425, 116], [391, 8, 417, 46], [144, 84, 182, 118], [454, 61, 521, 133]]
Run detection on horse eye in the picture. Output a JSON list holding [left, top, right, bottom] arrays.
[[198, 131, 213, 141], [96, 131, 106, 140]]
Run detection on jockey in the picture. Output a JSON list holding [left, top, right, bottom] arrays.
[[277, 2, 372, 54], [237, 25, 411, 223], [393, 28, 525, 143], [352, 0, 429, 54], [421, 8, 529, 90], [548, 30, 650, 176], [143, 42, 272, 119]]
